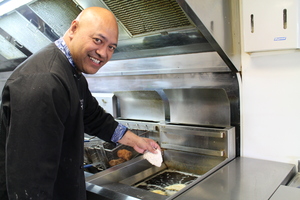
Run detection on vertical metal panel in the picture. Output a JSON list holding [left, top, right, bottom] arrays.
[[0, 11, 51, 53], [178, 0, 241, 72], [0, 34, 27, 59]]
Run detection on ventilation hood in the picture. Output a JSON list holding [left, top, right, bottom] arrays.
[[74, 0, 241, 72], [0, 0, 240, 72], [73, 0, 215, 61]]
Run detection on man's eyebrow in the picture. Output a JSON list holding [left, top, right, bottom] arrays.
[[98, 34, 118, 47]]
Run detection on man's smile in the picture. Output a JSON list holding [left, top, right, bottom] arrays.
[[89, 56, 101, 64]]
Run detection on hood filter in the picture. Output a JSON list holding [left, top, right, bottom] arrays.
[[102, 0, 192, 36]]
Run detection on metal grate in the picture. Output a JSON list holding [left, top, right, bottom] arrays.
[[102, 0, 192, 36], [29, 0, 81, 36]]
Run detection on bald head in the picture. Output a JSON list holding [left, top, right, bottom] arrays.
[[63, 7, 119, 74], [75, 7, 118, 35]]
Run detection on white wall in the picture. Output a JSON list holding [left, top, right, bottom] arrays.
[[241, 50, 300, 168], [240, 0, 300, 168]]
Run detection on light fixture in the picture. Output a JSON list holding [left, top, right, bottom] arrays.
[[0, 0, 34, 16]]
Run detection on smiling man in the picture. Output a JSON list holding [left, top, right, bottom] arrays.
[[65, 7, 118, 74], [0, 7, 159, 200]]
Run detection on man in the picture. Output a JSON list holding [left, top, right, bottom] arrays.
[[0, 7, 160, 200]]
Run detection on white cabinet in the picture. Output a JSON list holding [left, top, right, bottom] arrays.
[[92, 93, 116, 117], [243, 0, 300, 52]]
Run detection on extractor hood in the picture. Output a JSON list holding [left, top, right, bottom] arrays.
[[0, 0, 240, 72], [73, 0, 240, 71], [73, 0, 215, 61]]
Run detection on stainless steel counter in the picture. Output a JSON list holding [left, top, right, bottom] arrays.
[[86, 157, 296, 200], [269, 185, 300, 200], [270, 172, 300, 200], [174, 157, 296, 200]]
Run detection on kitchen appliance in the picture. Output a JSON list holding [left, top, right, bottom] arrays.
[[85, 88, 236, 199]]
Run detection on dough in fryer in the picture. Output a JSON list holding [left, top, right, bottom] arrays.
[[108, 158, 126, 167], [151, 190, 167, 195], [117, 149, 132, 161], [143, 149, 163, 167], [165, 184, 186, 191]]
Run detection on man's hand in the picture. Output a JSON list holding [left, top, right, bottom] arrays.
[[118, 130, 160, 154]]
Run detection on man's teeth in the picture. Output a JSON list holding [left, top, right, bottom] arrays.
[[90, 57, 100, 64]]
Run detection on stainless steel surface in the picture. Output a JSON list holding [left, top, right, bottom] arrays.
[[87, 156, 165, 186], [86, 63, 238, 93], [0, 34, 27, 60], [28, 0, 81, 36], [86, 156, 168, 200], [114, 88, 232, 126], [86, 182, 141, 200], [73, 0, 241, 71], [86, 160, 297, 200], [117, 120, 160, 132], [86, 117, 236, 199], [164, 88, 230, 127], [181, 0, 241, 72], [86, 69, 241, 156], [73, 0, 215, 61], [0, 0, 240, 72], [86, 71, 240, 150], [288, 172, 300, 188], [0, 11, 51, 53], [117, 119, 161, 142], [160, 125, 235, 159], [174, 157, 296, 200], [88, 52, 231, 77], [86, 144, 235, 200], [269, 185, 300, 200], [115, 91, 165, 122], [0, 27, 30, 73]]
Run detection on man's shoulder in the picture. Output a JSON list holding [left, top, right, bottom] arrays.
[[10, 43, 71, 78]]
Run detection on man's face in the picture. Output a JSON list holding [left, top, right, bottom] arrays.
[[68, 19, 118, 74]]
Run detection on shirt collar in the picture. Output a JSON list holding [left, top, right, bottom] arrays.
[[54, 38, 76, 69]]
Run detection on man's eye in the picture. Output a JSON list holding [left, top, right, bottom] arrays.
[[109, 46, 116, 51], [94, 38, 102, 43]]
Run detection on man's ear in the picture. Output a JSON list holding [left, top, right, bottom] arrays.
[[69, 20, 79, 38]]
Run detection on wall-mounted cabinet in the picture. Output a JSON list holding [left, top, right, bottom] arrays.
[[243, 0, 300, 52]]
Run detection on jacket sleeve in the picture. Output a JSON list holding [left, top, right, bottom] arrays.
[[81, 79, 119, 142], [4, 73, 70, 199]]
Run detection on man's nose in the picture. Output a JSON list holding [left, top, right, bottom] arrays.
[[96, 46, 107, 58]]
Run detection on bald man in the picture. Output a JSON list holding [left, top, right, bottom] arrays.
[[0, 7, 159, 200]]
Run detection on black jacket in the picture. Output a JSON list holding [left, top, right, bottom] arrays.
[[0, 43, 118, 199]]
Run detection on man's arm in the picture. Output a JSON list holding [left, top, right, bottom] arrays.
[[118, 130, 160, 154]]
